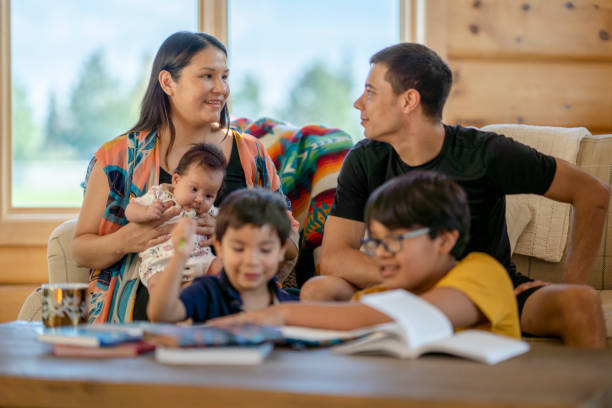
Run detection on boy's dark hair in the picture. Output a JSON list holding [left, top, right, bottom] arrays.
[[370, 43, 452, 121], [215, 188, 291, 245], [175, 143, 227, 176], [364, 171, 469, 258]]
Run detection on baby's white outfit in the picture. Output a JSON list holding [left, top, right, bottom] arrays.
[[133, 184, 217, 288]]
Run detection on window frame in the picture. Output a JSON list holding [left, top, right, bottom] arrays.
[[0, 0, 433, 245]]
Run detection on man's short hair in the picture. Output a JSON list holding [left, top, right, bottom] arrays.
[[215, 188, 291, 245], [364, 170, 469, 258], [175, 143, 227, 176], [370, 43, 452, 121]]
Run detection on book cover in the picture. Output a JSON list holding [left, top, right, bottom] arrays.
[[155, 343, 273, 365], [52, 341, 155, 358], [143, 323, 284, 348], [37, 325, 143, 347], [330, 290, 530, 365]]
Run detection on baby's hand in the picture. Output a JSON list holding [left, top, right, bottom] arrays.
[[171, 217, 197, 257], [196, 211, 216, 247], [145, 199, 164, 220]]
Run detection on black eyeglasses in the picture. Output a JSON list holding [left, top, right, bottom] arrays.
[[361, 227, 430, 257]]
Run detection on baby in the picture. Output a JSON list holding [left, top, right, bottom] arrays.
[[125, 143, 226, 290], [147, 188, 298, 323]]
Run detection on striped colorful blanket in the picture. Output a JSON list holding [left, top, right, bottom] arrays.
[[231, 117, 353, 285]]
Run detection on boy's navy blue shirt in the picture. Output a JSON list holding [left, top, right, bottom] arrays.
[[179, 269, 298, 323]]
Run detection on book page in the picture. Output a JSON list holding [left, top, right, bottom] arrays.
[[332, 330, 413, 358], [279, 326, 360, 342], [279, 322, 398, 343], [155, 343, 273, 365], [360, 289, 453, 349], [422, 330, 530, 365]]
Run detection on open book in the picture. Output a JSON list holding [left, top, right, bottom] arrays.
[[283, 290, 529, 365]]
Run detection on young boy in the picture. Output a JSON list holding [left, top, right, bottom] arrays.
[[210, 171, 521, 338], [126, 143, 226, 290], [147, 188, 298, 323]]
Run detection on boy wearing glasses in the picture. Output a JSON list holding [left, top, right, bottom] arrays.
[[210, 171, 520, 339]]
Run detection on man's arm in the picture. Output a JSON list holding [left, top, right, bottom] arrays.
[[319, 215, 382, 289], [544, 158, 610, 283]]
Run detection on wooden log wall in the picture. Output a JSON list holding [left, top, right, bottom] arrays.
[[441, 0, 612, 134]]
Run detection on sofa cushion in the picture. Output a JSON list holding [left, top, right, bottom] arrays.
[[601, 290, 612, 338], [505, 200, 533, 254], [47, 219, 89, 284], [511, 134, 612, 290], [17, 288, 43, 321], [482, 124, 589, 263]]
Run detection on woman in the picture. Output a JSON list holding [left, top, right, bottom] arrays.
[[71, 31, 298, 323]]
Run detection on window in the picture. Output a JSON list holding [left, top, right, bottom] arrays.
[[228, 0, 399, 142], [1, 0, 420, 245], [10, 0, 196, 208]]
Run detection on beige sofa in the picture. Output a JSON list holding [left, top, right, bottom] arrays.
[[18, 124, 612, 343]]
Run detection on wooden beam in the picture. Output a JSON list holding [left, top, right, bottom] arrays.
[[0, 247, 47, 284], [199, 0, 228, 46], [0, 284, 40, 322], [444, 59, 612, 130], [447, 0, 612, 61]]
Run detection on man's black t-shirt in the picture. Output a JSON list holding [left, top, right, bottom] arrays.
[[330, 124, 557, 278]]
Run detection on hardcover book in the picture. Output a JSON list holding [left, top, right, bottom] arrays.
[[52, 341, 155, 358], [155, 343, 274, 365], [37, 325, 143, 347], [143, 323, 284, 365]]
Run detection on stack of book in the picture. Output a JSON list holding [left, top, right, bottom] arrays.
[[36, 290, 531, 365], [143, 323, 284, 365], [37, 324, 155, 358], [36, 323, 284, 365]]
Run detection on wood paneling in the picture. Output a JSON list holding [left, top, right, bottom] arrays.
[[447, 0, 612, 60], [444, 59, 612, 131], [0, 285, 39, 322], [0, 246, 47, 283], [435, 0, 612, 134]]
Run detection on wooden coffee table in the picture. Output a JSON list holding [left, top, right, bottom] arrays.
[[1, 321, 611, 407]]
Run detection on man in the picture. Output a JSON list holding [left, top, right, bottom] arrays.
[[301, 43, 609, 348]]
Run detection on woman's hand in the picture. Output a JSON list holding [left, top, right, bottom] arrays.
[[73, 162, 181, 270], [120, 204, 181, 254], [195, 211, 216, 246]]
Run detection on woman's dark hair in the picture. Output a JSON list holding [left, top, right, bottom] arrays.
[[129, 31, 230, 168], [370, 43, 452, 121], [175, 143, 227, 177], [364, 171, 470, 258], [215, 188, 290, 245]]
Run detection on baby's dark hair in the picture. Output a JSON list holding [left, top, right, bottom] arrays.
[[174, 143, 227, 176], [364, 171, 470, 258], [215, 188, 291, 245]]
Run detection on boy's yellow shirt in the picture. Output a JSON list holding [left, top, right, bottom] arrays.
[[353, 252, 521, 339]]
